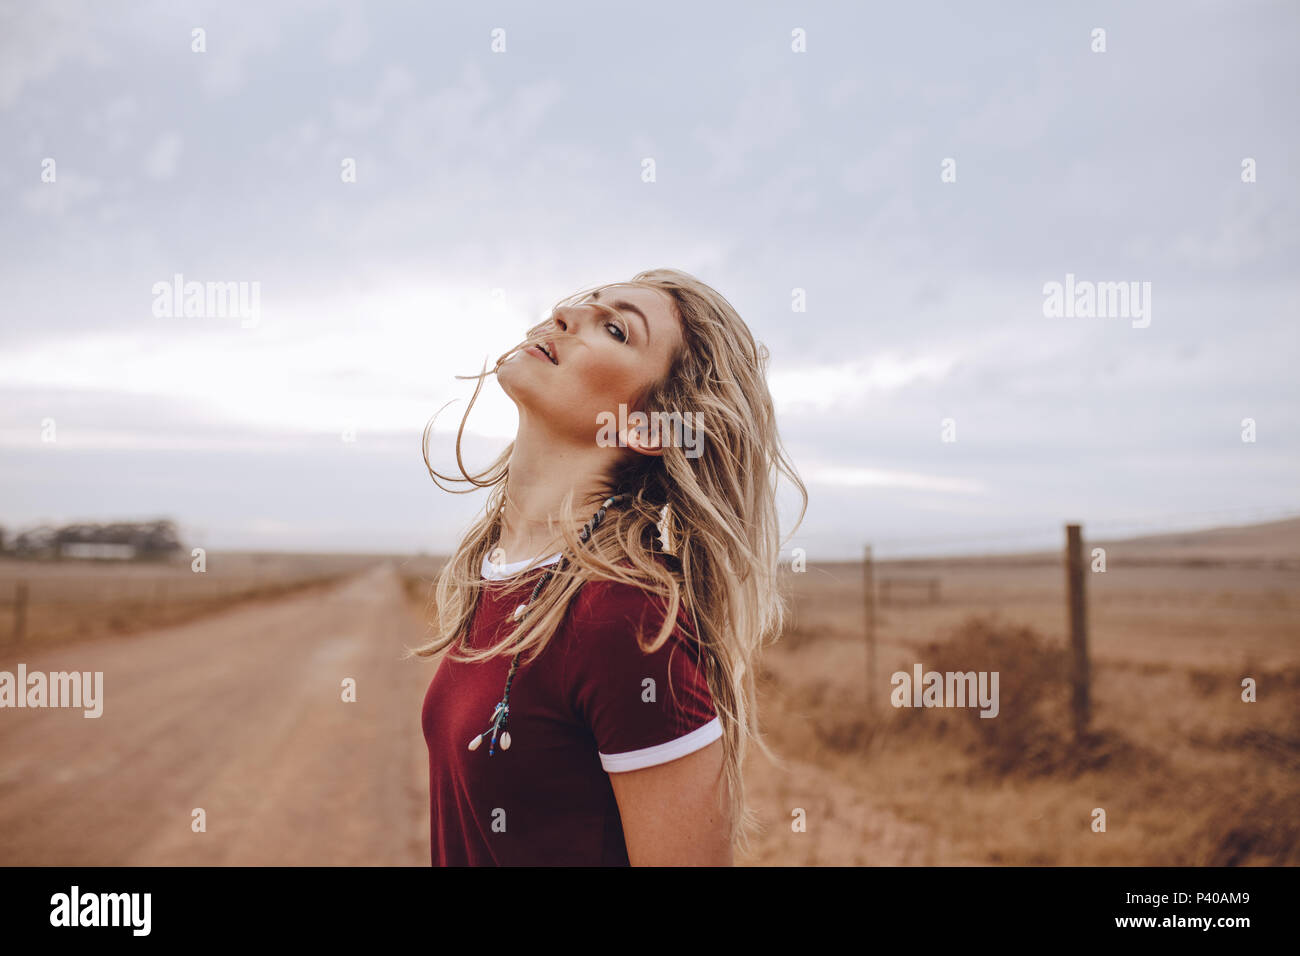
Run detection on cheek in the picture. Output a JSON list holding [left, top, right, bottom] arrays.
[[572, 354, 645, 408]]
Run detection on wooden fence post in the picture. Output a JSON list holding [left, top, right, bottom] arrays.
[[1065, 523, 1090, 740], [864, 545, 876, 713]]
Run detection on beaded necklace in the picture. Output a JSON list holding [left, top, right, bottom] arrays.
[[467, 494, 626, 756]]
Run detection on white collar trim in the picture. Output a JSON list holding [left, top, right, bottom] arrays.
[[481, 551, 563, 581]]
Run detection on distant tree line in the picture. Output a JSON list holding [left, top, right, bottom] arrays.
[[0, 519, 183, 560]]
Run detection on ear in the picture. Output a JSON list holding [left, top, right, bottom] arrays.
[[620, 419, 664, 457]]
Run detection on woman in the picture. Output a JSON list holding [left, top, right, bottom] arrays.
[[409, 268, 806, 866]]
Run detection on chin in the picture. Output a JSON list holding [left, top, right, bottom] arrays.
[[496, 360, 540, 407]]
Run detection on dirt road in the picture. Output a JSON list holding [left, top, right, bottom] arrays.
[[0, 564, 435, 865]]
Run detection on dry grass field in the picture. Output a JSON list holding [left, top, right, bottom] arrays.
[[0, 552, 386, 648], [3, 520, 1292, 866], [405, 518, 1299, 865]]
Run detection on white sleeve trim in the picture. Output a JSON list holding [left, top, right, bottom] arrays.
[[599, 717, 723, 773]]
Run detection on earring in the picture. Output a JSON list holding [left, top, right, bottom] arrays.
[[657, 503, 674, 555]]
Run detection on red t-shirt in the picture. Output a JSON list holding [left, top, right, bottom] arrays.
[[421, 552, 721, 866]]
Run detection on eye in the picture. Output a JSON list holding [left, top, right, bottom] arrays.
[[605, 320, 628, 342]]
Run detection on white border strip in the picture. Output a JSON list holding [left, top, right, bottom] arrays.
[[599, 717, 723, 773]]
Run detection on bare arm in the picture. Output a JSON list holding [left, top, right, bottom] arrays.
[[607, 738, 733, 866]]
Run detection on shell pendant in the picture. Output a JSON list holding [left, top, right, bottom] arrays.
[[467, 699, 511, 754]]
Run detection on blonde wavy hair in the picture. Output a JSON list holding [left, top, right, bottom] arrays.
[[407, 267, 806, 857]]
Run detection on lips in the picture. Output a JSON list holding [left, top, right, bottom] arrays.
[[535, 340, 558, 365]]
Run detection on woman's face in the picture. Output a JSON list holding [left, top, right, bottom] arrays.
[[498, 283, 683, 449]]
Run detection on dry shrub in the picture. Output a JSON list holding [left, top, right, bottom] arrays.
[[1219, 666, 1300, 774], [1217, 728, 1300, 773], [1189, 662, 1300, 770], [1189, 661, 1300, 699], [813, 708, 878, 754], [886, 615, 1160, 780], [775, 622, 820, 651], [1198, 790, 1300, 866], [767, 671, 882, 756], [1186, 667, 1222, 697]]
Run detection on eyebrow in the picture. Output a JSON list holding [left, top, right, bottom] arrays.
[[590, 288, 650, 345]]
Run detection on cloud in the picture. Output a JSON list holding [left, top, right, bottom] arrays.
[[324, 2, 370, 64], [769, 353, 957, 412], [0, 277, 532, 444], [1168, 186, 1295, 270], [190, 0, 327, 98], [83, 94, 140, 153], [0, 0, 107, 110], [839, 127, 921, 198], [20, 170, 102, 216], [799, 461, 987, 494], [329, 65, 415, 133], [144, 132, 183, 180], [696, 72, 803, 185]]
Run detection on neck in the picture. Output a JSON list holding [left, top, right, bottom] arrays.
[[495, 410, 617, 564]]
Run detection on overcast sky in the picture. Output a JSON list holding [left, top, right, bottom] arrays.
[[1, 0, 1296, 559]]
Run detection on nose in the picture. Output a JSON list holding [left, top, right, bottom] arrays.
[[547, 297, 600, 338], [550, 303, 591, 336]]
